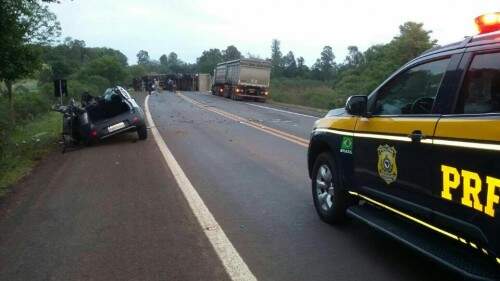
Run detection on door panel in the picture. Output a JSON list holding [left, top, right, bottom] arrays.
[[354, 57, 451, 213], [432, 116, 500, 253], [354, 117, 439, 205], [355, 116, 437, 136], [431, 50, 500, 253]]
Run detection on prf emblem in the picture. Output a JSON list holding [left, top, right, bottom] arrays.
[[377, 144, 397, 184]]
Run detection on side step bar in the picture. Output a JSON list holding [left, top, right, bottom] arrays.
[[347, 204, 499, 281]]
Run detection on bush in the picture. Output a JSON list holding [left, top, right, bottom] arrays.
[[13, 91, 51, 122]]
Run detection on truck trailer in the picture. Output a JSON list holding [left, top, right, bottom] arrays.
[[212, 59, 271, 101]]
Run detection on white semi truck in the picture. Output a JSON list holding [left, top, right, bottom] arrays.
[[212, 59, 271, 102]]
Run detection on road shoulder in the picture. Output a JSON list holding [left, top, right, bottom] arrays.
[[0, 95, 229, 281]]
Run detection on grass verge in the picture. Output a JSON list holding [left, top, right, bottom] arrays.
[[0, 112, 61, 198], [269, 78, 346, 110]]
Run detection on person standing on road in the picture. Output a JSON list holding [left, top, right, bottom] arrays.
[[154, 79, 160, 95], [148, 80, 154, 95]]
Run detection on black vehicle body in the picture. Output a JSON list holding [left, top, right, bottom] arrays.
[[308, 31, 500, 280], [84, 86, 147, 141], [55, 86, 147, 145]]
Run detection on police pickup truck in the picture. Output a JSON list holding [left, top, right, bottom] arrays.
[[308, 13, 500, 280]]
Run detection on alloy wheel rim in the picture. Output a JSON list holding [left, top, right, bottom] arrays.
[[316, 164, 334, 211]]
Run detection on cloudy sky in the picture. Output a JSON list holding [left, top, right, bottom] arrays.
[[49, 0, 498, 66]]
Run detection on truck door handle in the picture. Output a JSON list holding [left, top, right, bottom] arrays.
[[409, 130, 425, 143]]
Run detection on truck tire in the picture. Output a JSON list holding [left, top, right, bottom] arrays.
[[137, 125, 148, 140], [311, 152, 350, 224]]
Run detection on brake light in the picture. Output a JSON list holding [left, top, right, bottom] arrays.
[[132, 116, 139, 123], [475, 12, 500, 34], [90, 130, 97, 137]]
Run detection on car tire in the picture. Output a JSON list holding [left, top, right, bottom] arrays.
[[312, 152, 349, 224], [137, 125, 148, 140]]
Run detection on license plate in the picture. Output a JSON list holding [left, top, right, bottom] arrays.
[[108, 122, 126, 133]]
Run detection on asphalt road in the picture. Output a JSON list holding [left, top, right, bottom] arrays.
[[0, 91, 459, 281]]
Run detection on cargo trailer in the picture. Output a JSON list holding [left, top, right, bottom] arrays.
[[212, 59, 271, 101]]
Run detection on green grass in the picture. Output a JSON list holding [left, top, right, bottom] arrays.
[[0, 112, 61, 197], [269, 78, 347, 110]]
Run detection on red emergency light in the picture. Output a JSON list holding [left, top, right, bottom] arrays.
[[475, 12, 500, 34]]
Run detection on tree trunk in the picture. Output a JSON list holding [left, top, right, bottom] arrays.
[[6, 80, 15, 124]]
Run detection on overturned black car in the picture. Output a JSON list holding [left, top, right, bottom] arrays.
[[85, 86, 147, 140], [54, 86, 147, 148]]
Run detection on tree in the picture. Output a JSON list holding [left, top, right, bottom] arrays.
[[319, 46, 335, 81], [271, 39, 283, 77], [167, 52, 179, 65], [197, 49, 223, 73], [0, 0, 61, 120], [296, 56, 309, 77], [136, 50, 150, 65], [222, 45, 242, 61], [345, 46, 364, 68], [311, 59, 322, 80], [158, 54, 169, 73], [159, 54, 168, 66], [84, 55, 128, 86], [167, 52, 183, 73], [283, 51, 297, 77], [129, 64, 147, 79], [392, 22, 437, 65]]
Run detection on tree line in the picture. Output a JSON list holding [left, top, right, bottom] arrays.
[[1, 0, 438, 122], [134, 20, 436, 100], [131, 45, 244, 77]]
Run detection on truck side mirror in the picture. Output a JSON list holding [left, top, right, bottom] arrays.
[[345, 95, 368, 116]]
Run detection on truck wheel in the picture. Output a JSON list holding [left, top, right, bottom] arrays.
[[137, 125, 148, 140], [312, 152, 349, 224]]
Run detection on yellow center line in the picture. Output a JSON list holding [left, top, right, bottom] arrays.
[[177, 92, 310, 148]]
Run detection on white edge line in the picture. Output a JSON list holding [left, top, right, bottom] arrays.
[[244, 102, 319, 119], [144, 95, 257, 281]]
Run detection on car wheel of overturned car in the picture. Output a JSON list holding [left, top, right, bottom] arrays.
[[137, 125, 148, 140], [312, 152, 350, 224]]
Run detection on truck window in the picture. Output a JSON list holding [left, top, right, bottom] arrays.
[[372, 58, 450, 115], [456, 52, 500, 114]]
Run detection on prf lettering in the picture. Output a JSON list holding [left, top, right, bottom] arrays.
[[441, 165, 500, 217]]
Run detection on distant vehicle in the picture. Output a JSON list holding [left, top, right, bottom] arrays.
[[211, 58, 271, 102], [308, 13, 500, 280]]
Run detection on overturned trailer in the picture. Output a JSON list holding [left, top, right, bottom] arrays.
[[212, 58, 271, 101], [133, 74, 211, 92]]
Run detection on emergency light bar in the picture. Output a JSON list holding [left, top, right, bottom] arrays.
[[475, 12, 500, 34]]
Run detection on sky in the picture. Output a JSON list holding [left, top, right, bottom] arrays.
[[49, 0, 498, 67]]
